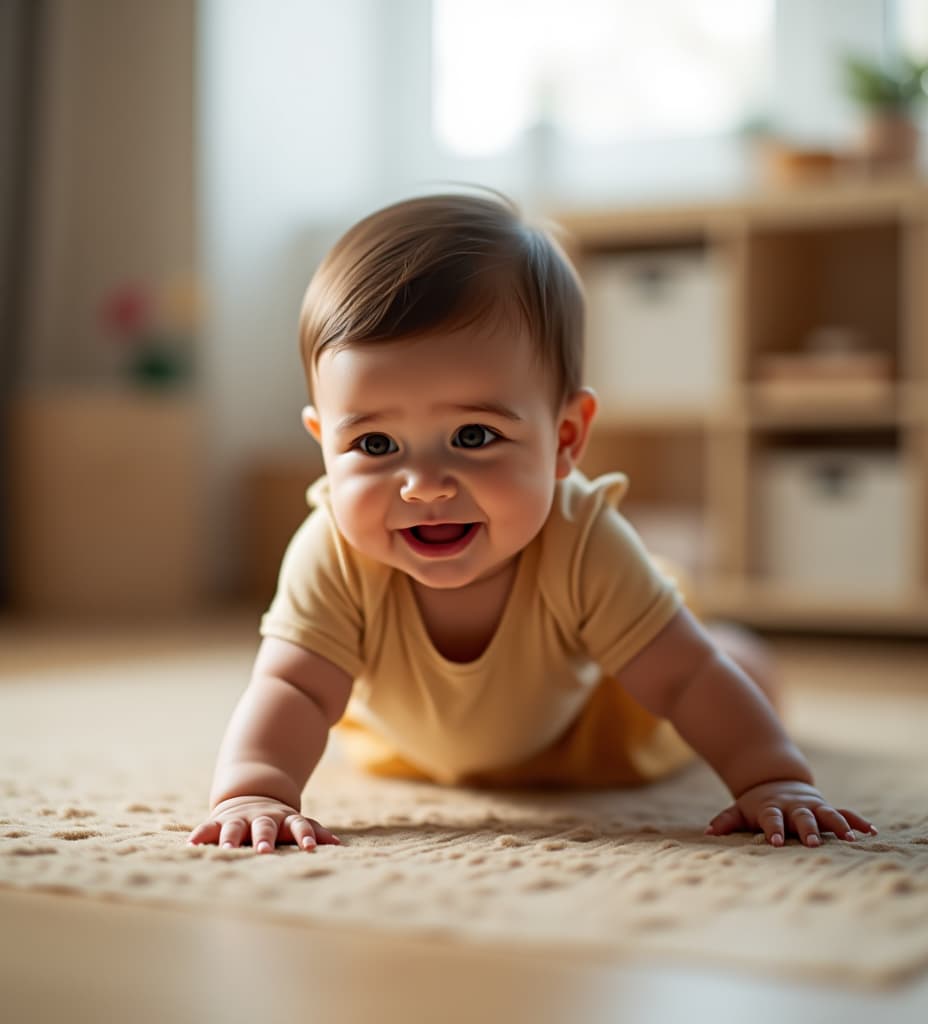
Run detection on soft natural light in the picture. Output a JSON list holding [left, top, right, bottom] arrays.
[[898, 0, 928, 55], [433, 0, 774, 157]]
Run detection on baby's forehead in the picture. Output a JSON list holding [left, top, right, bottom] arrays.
[[312, 330, 556, 417], [316, 326, 544, 385]]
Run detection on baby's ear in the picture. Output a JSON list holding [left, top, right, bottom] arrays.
[[302, 405, 322, 443], [555, 387, 597, 479]]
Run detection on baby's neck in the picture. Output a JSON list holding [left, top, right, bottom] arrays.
[[409, 555, 520, 663]]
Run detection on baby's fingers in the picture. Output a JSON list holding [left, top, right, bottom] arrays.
[[309, 820, 343, 846], [219, 818, 250, 848], [838, 808, 878, 837], [757, 806, 785, 846], [283, 814, 318, 851], [824, 807, 878, 840], [250, 815, 280, 854], [789, 807, 822, 846], [187, 821, 221, 846], [705, 804, 749, 836], [813, 805, 858, 842], [278, 815, 342, 850]]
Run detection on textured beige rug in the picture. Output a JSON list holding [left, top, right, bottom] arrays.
[[1, 628, 927, 989]]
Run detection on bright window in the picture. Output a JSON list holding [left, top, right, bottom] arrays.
[[897, 0, 928, 56], [433, 0, 775, 157]]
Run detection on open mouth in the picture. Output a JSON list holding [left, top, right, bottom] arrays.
[[412, 523, 472, 544], [400, 522, 479, 557]]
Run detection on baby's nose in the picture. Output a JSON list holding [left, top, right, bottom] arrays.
[[399, 466, 457, 503]]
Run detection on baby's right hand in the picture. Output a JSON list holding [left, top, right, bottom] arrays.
[[186, 795, 342, 853]]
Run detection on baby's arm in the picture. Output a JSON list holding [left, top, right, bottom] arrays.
[[616, 607, 877, 847], [187, 638, 353, 853]]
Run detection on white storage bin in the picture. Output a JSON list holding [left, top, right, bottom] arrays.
[[757, 450, 917, 596], [585, 248, 730, 412]]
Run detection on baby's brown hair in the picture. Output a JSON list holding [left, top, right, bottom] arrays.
[[298, 189, 585, 409]]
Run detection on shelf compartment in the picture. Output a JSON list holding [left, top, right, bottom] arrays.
[[581, 425, 713, 584], [746, 384, 899, 429], [582, 425, 706, 508], [583, 244, 734, 418], [745, 219, 902, 382], [749, 439, 919, 600]]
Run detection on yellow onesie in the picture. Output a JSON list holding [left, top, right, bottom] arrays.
[[260, 470, 694, 788]]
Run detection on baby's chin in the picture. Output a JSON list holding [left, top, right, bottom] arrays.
[[402, 556, 517, 592], [401, 565, 485, 591]]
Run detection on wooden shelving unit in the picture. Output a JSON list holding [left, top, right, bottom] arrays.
[[558, 177, 928, 634], [8, 389, 206, 618]]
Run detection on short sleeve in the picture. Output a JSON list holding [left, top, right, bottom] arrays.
[[577, 503, 682, 676], [259, 505, 366, 680]]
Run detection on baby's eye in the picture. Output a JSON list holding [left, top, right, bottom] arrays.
[[356, 433, 397, 457], [453, 424, 499, 449]]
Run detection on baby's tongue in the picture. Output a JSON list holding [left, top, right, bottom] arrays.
[[416, 523, 469, 543]]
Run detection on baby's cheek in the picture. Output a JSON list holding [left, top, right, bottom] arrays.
[[329, 476, 385, 542], [484, 463, 554, 531]]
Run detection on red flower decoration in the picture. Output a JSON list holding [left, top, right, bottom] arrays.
[[100, 282, 153, 342]]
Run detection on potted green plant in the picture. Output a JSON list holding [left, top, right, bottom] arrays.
[[842, 53, 928, 167]]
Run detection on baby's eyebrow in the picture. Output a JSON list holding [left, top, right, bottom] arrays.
[[335, 409, 402, 433], [336, 402, 524, 434], [435, 401, 524, 422]]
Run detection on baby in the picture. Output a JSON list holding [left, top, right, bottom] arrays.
[[189, 190, 877, 854]]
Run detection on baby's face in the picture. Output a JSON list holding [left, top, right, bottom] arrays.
[[306, 322, 571, 591]]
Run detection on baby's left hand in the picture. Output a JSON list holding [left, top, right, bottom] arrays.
[[704, 780, 878, 847]]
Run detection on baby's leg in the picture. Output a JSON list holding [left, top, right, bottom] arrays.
[[705, 621, 780, 713]]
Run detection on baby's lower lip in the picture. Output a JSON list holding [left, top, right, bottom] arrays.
[[399, 523, 479, 558]]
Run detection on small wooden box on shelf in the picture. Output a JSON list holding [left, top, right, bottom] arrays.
[[559, 177, 928, 634]]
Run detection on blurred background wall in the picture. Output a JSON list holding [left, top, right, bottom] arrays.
[[2, 0, 927, 624]]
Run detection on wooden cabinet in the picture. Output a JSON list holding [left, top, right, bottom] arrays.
[[8, 389, 205, 618], [559, 178, 928, 633]]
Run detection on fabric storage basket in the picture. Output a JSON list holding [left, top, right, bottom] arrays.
[[757, 449, 917, 596], [584, 248, 730, 413]]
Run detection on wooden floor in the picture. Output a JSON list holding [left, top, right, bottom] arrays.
[[2, 614, 928, 1024]]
